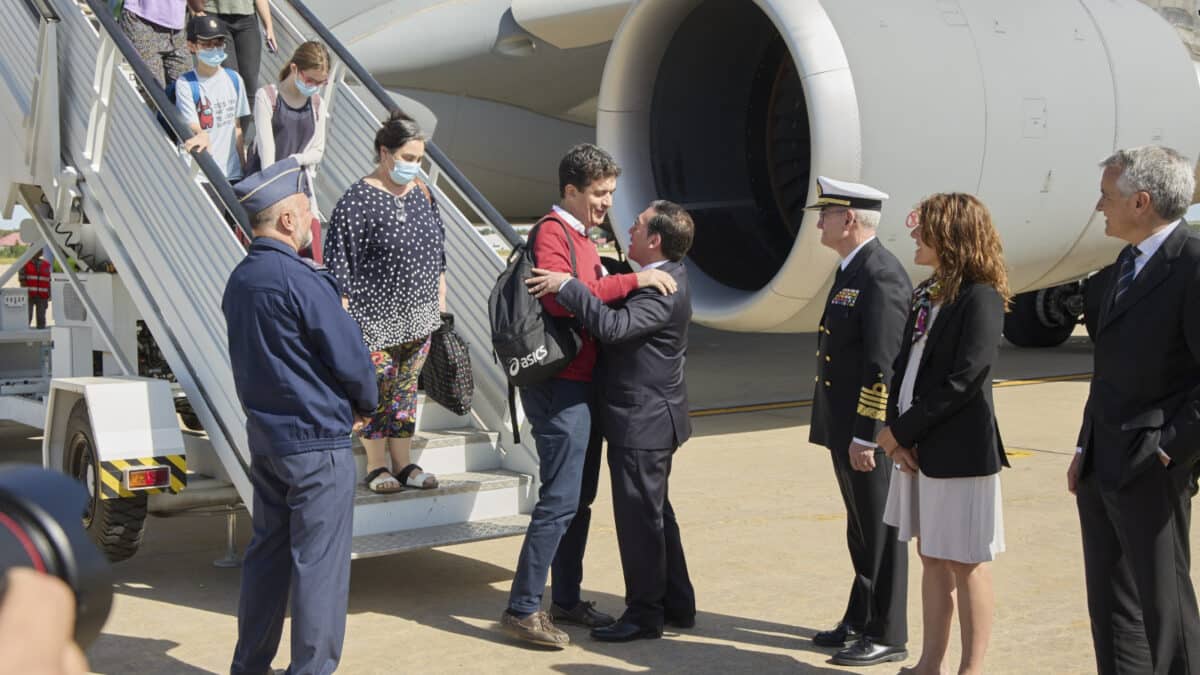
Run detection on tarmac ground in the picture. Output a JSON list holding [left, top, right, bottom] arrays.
[[1, 326, 1192, 674]]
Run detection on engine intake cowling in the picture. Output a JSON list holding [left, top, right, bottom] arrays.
[[598, 0, 1200, 331]]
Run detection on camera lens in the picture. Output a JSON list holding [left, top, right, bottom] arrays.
[[0, 467, 113, 648], [0, 499, 59, 573]]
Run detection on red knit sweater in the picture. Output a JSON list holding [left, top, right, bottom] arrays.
[[532, 212, 638, 382]]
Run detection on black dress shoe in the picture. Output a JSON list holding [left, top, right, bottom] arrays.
[[590, 620, 663, 642], [830, 637, 908, 666], [664, 613, 695, 629], [812, 621, 860, 647]]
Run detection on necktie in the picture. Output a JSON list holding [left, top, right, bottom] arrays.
[[1112, 244, 1142, 305]]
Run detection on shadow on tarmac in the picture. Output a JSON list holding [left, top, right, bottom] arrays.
[[87, 635, 213, 675], [350, 550, 847, 674], [99, 526, 847, 674]]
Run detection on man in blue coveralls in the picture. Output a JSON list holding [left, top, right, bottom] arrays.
[[222, 157, 378, 675]]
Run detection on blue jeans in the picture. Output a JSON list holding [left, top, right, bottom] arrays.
[[508, 378, 592, 616]]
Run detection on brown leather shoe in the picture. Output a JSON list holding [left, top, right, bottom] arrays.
[[500, 610, 569, 648], [550, 600, 616, 627]]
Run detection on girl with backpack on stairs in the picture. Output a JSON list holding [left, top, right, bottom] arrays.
[[248, 41, 330, 262]]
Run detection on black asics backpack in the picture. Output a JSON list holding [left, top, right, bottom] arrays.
[[488, 216, 580, 441]]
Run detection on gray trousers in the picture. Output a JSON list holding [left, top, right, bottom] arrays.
[[27, 296, 47, 329], [231, 448, 356, 675]]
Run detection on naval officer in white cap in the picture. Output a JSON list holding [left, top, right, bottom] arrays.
[[807, 176, 912, 666]]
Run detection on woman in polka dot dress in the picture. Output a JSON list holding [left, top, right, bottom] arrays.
[[325, 111, 446, 493]]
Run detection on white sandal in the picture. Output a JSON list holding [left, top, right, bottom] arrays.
[[364, 467, 403, 494], [397, 463, 438, 489]]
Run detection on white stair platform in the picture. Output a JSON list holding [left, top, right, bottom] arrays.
[[351, 514, 530, 559], [351, 469, 532, 537]]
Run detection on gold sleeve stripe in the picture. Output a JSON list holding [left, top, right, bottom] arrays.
[[858, 388, 888, 406], [856, 403, 887, 421]]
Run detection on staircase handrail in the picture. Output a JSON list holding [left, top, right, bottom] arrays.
[[79, 0, 252, 239], [282, 0, 523, 249], [23, 0, 59, 23]]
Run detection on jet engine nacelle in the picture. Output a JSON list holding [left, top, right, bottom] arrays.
[[598, 0, 1200, 331]]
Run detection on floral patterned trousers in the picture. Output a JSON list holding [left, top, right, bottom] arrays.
[[359, 336, 431, 439]]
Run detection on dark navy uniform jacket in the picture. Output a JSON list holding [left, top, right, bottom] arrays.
[[223, 237, 378, 456], [809, 238, 912, 454]]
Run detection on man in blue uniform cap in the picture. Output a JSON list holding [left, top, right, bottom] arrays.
[[223, 157, 378, 675]]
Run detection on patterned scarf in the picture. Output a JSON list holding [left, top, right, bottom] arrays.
[[910, 278, 941, 343]]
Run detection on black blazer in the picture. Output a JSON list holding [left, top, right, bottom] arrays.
[[555, 261, 692, 450], [887, 282, 1009, 478], [809, 238, 912, 454], [1077, 222, 1200, 489]]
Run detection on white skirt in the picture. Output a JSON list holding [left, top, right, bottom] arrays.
[[882, 465, 1006, 564]]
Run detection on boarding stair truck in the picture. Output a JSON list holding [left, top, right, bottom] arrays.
[[0, 0, 541, 562]]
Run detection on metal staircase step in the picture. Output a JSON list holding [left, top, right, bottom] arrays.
[[351, 514, 529, 559], [351, 469, 532, 537], [352, 428, 502, 475]]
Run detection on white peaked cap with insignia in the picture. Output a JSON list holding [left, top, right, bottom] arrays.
[[804, 176, 889, 211]]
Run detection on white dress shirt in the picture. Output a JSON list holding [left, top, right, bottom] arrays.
[[841, 236, 876, 271], [551, 204, 587, 236], [1131, 220, 1180, 278]]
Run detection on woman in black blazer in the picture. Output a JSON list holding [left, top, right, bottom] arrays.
[[875, 193, 1011, 675]]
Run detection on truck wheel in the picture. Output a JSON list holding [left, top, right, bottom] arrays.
[[66, 399, 147, 562], [1003, 289, 1075, 348]]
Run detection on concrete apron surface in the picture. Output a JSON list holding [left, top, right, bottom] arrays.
[[2, 327, 1191, 673], [60, 379, 1193, 674]]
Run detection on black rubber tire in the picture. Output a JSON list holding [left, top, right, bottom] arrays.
[[1003, 290, 1075, 348], [66, 399, 147, 562]]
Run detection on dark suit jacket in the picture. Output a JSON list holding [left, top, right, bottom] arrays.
[[887, 282, 1010, 478], [809, 238, 913, 454], [555, 260, 692, 449], [1077, 222, 1200, 489]]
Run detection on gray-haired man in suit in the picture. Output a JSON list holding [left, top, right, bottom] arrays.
[[1070, 145, 1200, 675], [527, 200, 697, 642]]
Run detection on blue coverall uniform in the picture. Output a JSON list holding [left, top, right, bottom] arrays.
[[223, 236, 377, 675]]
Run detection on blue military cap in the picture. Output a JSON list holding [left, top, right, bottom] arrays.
[[234, 157, 308, 217]]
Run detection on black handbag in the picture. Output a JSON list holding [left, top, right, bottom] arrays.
[[420, 313, 474, 416]]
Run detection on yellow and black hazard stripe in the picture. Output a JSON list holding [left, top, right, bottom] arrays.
[[856, 383, 889, 421], [98, 455, 187, 499]]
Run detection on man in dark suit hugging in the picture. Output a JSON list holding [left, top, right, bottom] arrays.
[[526, 200, 697, 642]]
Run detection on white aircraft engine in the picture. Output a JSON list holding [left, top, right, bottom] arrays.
[[598, 0, 1200, 332]]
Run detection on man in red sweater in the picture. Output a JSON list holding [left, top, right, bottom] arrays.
[[501, 144, 676, 647], [19, 249, 51, 329]]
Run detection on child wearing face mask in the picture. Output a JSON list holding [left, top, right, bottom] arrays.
[[178, 15, 251, 184], [247, 41, 331, 260]]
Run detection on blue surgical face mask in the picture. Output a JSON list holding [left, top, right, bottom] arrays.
[[389, 160, 421, 185], [296, 78, 320, 97], [197, 47, 227, 66]]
